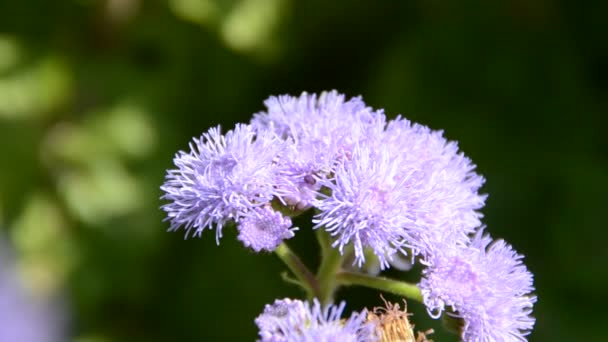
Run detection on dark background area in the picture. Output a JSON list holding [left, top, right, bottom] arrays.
[[0, 0, 606, 341]]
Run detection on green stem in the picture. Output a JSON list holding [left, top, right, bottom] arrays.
[[335, 271, 423, 303], [315, 230, 344, 305], [275, 243, 320, 299]]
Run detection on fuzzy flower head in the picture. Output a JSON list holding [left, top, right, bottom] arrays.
[[161, 124, 287, 242], [313, 143, 412, 268], [313, 115, 486, 268], [255, 298, 377, 342], [251, 91, 386, 209], [419, 229, 536, 341], [237, 205, 298, 252], [383, 117, 486, 256]]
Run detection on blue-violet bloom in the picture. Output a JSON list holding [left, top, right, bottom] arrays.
[[161, 124, 289, 244], [419, 229, 536, 342], [313, 114, 486, 268], [251, 91, 386, 210], [0, 238, 66, 342], [383, 117, 486, 259], [255, 298, 377, 342], [237, 205, 298, 252], [313, 142, 411, 268]]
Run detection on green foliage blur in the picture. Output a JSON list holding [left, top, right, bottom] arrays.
[[0, 0, 606, 341]]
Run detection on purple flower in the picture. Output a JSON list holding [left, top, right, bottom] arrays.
[[383, 117, 486, 258], [313, 115, 486, 268], [255, 298, 377, 342], [161, 124, 288, 243], [237, 206, 298, 252], [162, 91, 485, 264], [313, 143, 411, 268], [251, 91, 386, 210], [0, 239, 65, 342], [419, 229, 536, 341]]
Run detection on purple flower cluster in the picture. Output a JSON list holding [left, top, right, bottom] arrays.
[[419, 229, 537, 341], [161, 124, 290, 247], [237, 206, 298, 252], [251, 91, 386, 211], [255, 298, 376, 342], [161, 91, 485, 261], [161, 90, 536, 340]]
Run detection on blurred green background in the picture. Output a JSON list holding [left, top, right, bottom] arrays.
[[0, 0, 606, 341]]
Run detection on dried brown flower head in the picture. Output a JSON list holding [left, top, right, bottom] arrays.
[[367, 295, 433, 342]]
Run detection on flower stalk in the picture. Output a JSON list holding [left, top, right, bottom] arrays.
[[336, 270, 423, 303], [315, 229, 344, 305], [274, 243, 320, 299]]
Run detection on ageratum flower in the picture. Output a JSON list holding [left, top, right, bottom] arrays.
[[237, 205, 298, 252], [251, 91, 386, 210], [255, 298, 377, 342], [419, 229, 536, 341], [383, 117, 486, 258], [313, 114, 486, 268], [161, 124, 293, 246], [313, 142, 411, 268]]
